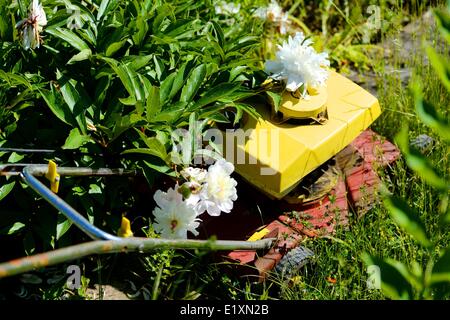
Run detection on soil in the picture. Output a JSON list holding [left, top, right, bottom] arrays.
[[85, 283, 130, 300]]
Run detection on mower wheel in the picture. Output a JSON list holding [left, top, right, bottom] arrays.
[[275, 246, 315, 278]]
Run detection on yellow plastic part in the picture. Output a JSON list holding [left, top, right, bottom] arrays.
[[247, 228, 270, 241], [278, 86, 328, 119], [224, 71, 381, 199], [117, 216, 133, 238], [45, 160, 60, 193]]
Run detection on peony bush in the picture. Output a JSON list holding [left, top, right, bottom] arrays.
[[0, 0, 329, 246]]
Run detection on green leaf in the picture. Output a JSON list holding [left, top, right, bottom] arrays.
[[434, 8, 450, 43], [120, 66, 144, 102], [106, 39, 127, 57], [46, 27, 90, 51], [160, 72, 176, 104], [153, 55, 166, 80], [412, 83, 450, 143], [125, 55, 153, 71], [383, 195, 432, 247], [431, 247, 450, 284], [146, 85, 161, 121], [135, 129, 166, 152], [235, 103, 261, 120], [6, 222, 26, 235], [132, 16, 149, 46], [38, 86, 77, 127], [426, 46, 450, 92], [56, 70, 88, 134], [0, 70, 33, 89], [100, 57, 145, 107], [67, 49, 92, 65], [211, 21, 224, 47], [396, 126, 449, 191], [206, 112, 230, 123], [8, 152, 24, 163], [192, 83, 241, 110], [62, 128, 92, 149], [93, 76, 111, 109], [163, 19, 197, 39], [97, 0, 119, 20], [229, 66, 248, 82], [152, 102, 187, 123], [267, 91, 282, 113], [0, 3, 11, 40], [225, 36, 259, 53], [152, 4, 172, 33], [184, 112, 199, 164], [0, 181, 15, 202], [442, 204, 450, 226], [405, 152, 449, 191], [180, 64, 206, 103], [168, 61, 193, 101], [362, 254, 414, 300], [119, 96, 137, 106], [109, 113, 144, 142], [56, 214, 72, 240], [143, 160, 175, 176]]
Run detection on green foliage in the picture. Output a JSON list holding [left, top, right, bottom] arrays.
[[364, 6, 450, 300], [0, 0, 265, 250], [382, 195, 432, 248]]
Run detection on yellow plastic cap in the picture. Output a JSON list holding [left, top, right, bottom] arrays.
[[117, 216, 133, 238], [278, 86, 328, 119], [45, 160, 60, 193]]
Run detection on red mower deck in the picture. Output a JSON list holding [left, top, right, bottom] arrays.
[[197, 129, 400, 281]]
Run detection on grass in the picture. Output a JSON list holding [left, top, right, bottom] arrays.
[[202, 2, 450, 300]]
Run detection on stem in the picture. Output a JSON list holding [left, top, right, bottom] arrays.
[[151, 265, 163, 300], [0, 238, 276, 279]]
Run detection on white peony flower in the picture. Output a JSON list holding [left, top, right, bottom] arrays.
[[253, 0, 289, 34], [152, 187, 201, 239], [15, 0, 47, 50], [215, 1, 241, 15], [196, 159, 238, 216], [31, 0, 48, 28], [265, 32, 330, 93]]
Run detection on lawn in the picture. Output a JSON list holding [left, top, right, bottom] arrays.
[[0, 0, 448, 300]]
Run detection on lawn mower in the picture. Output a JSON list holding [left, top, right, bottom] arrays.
[[198, 70, 401, 281]]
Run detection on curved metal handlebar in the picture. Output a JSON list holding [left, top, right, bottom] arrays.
[[0, 163, 278, 279], [20, 165, 125, 241]]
